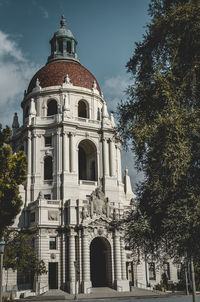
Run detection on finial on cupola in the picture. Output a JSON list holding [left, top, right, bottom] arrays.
[[60, 15, 66, 27]]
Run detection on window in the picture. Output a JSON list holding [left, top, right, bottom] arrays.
[[149, 262, 156, 280], [49, 237, 56, 250], [45, 136, 52, 147], [44, 194, 51, 200], [47, 100, 58, 116], [97, 108, 101, 120], [44, 156, 53, 180], [67, 41, 71, 53], [163, 262, 170, 280], [78, 100, 88, 118]]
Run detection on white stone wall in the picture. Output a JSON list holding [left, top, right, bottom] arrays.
[[11, 81, 182, 295]]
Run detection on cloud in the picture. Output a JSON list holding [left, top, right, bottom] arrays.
[[32, 0, 49, 19], [40, 6, 49, 19], [0, 31, 26, 62], [0, 30, 39, 126], [102, 74, 132, 113]]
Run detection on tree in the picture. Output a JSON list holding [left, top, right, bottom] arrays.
[[118, 1, 200, 301], [3, 230, 47, 289], [3, 230, 47, 274], [0, 124, 27, 237]]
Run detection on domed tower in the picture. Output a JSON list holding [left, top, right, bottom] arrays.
[[11, 16, 135, 294]]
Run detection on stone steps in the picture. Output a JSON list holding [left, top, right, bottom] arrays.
[[18, 286, 167, 301]]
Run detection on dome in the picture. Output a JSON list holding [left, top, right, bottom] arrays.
[[27, 60, 101, 95], [54, 27, 75, 39]]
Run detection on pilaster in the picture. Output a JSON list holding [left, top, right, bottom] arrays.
[[103, 138, 109, 176], [120, 238, 127, 280], [109, 139, 116, 177], [56, 128, 61, 199], [70, 132, 76, 173], [63, 130, 69, 173], [113, 231, 129, 291], [113, 231, 122, 282], [68, 229, 76, 293], [81, 229, 92, 293], [26, 131, 32, 203], [117, 145, 122, 182]]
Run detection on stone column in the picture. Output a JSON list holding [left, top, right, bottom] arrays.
[[114, 231, 122, 281], [35, 134, 41, 175], [70, 132, 76, 172], [120, 238, 127, 280], [23, 139, 27, 154], [71, 40, 75, 54], [68, 230, 76, 293], [56, 128, 61, 199], [82, 230, 91, 293], [109, 139, 116, 177], [117, 145, 122, 182], [32, 132, 36, 175], [27, 131, 32, 175], [103, 138, 109, 176], [63, 131, 69, 172]]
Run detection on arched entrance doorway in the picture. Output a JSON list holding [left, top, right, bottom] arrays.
[[90, 237, 112, 287]]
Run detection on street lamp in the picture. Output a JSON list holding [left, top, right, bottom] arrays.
[[0, 239, 5, 302]]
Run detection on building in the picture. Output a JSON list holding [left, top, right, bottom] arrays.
[[6, 16, 180, 295]]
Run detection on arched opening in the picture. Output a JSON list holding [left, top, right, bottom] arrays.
[[67, 41, 71, 53], [97, 108, 101, 120], [47, 100, 58, 116], [44, 156, 53, 180], [78, 100, 88, 118], [90, 237, 112, 287], [78, 140, 97, 181], [58, 40, 63, 52]]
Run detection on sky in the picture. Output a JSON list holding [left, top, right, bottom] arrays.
[[0, 0, 150, 189]]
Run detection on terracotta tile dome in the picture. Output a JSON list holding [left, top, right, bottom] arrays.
[[27, 61, 101, 95]]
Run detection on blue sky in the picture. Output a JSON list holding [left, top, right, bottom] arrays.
[[0, 0, 150, 187]]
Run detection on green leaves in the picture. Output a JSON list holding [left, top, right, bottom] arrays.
[[118, 0, 200, 262], [3, 231, 47, 275], [0, 124, 27, 237]]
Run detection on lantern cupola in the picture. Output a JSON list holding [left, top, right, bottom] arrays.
[[48, 15, 78, 63]]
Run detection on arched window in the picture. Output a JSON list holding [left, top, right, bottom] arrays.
[[44, 156, 53, 180], [78, 140, 97, 181], [24, 106, 29, 118], [67, 41, 72, 53], [78, 146, 86, 180], [78, 100, 88, 118], [97, 108, 101, 120], [47, 100, 58, 116], [59, 40, 63, 52]]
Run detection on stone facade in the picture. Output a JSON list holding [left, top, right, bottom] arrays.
[[5, 16, 180, 295]]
